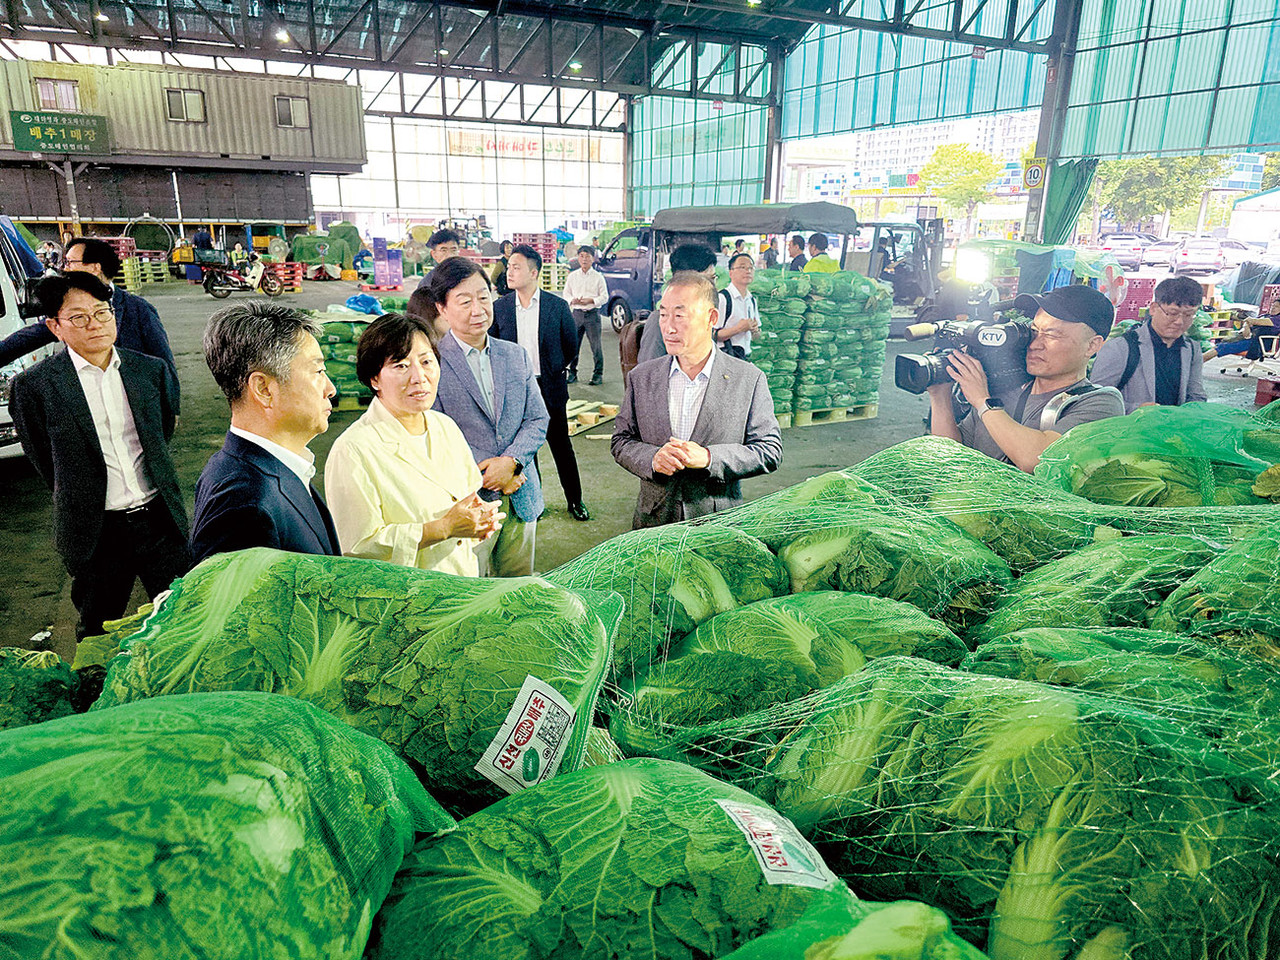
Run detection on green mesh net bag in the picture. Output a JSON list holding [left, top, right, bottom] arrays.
[[1034, 402, 1280, 507], [707, 500, 1012, 637], [642, 657, 1280, 960], [545, 524, 787, 682], [609, 591, 965, 751], [1150, 521, 1280, 660], [0, 691, 453, 959], [96, 548, 622, 814], [969, 533, 1222, 642], [0, 647, 79, 730], [366, 757, 983, 960], [961, 625, 1280, 778]]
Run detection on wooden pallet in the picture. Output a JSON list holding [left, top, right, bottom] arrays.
[[566, 399, 619, 436], [784, 403, 879, 428]]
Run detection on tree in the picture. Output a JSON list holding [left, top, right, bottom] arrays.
[[917, 144, 1004, 239], [1262, 153, 1280, 191], [1093, 155, 1231, 228]]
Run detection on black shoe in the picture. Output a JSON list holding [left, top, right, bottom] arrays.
[[588, 375, 603, 386], [568, 501, 591, 522], [566, 372, 578, 384]]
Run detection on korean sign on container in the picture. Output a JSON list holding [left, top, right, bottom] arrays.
[[10, 110, 110, 154]]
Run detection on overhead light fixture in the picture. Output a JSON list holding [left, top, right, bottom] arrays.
[[747, 0, 761, 5], [95, 10, 109, 20], [438, 48, 449, 56], [568, 60, 583, 71], [275, 28, 290, 41]]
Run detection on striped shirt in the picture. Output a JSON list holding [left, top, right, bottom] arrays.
[[668, 346, 716, 441]]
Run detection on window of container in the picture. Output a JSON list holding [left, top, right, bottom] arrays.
[[166, 88, 206, 122], [35, 78, 80, 111], [275, 96, 310, 128]]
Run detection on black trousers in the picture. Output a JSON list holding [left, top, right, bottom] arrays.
[[570, 308, 604, 379], [70, 500, 192, 641], [535, 378, 583, 506]]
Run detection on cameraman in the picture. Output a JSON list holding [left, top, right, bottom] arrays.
[[928, 285, 1125, 473]]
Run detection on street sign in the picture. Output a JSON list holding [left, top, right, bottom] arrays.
[[10, 110, 110, 154], [711, 100, 724, 111], [1023, 158, 1047, 190], [972, 46, 986, 59]]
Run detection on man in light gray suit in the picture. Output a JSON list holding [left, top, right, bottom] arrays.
[[429, 259, 549, 576], [613, 271, 782, 529], [1092, 275, 1207, 412]]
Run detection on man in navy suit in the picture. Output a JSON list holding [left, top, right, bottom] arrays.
[[428, 258, 549, 577], [10, 273, 190, 640], [0, 237, 180, 412], [189, 302, 341, 564], [492, 243, 590, 521]]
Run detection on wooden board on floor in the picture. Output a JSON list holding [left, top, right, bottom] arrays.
[[566, 399, 620, 436], [786, 403, 879, 428]]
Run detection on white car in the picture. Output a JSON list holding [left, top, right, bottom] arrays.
[[0, 227, 52, 460]]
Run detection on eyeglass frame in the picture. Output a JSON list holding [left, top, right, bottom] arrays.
[[56, 305, 116, 328]]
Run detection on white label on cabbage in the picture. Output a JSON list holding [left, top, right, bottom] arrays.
[[475, 675, 576, 795], [715, 800, 838, 890]]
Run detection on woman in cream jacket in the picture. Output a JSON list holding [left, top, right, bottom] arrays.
[[324, 313, 509, 575]]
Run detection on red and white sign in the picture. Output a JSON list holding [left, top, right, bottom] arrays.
[[476, 675, 575, 795], [972, 46, 986, 59], [716, 800, 838, 890]]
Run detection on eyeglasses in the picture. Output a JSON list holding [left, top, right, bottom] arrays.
[[58, 307, 115, 328], [731, 262, 755, 271], [1155, 303, 1198, 321]]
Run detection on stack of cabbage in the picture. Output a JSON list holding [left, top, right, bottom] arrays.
[[1035, 401, 1280, 507], [747, 269, 891, 417], [311, 309, 372, 400], [554, 435, 1280, 960]]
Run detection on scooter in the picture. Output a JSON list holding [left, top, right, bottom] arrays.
[[201, 254, 284, 299]]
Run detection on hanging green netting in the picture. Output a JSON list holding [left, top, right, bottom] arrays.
[[969, 533, 1222, 642], [0, 691, 453, 959], [622, 658, 1280, 960], [610, 591, 964, 751], [0, 647, 79, 730], [1034, 402, 1280, 507], [96, 548, 622, 814], [366, 756, 984, 960], [1150, 521, 1280, 660], [705, 501, 1012, 637], [291, 234, 354, 268], [961, 626, 1280, 777], [544, 524, 788, 682]]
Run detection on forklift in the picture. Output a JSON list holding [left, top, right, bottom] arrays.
[[846, 218, 947, 336]]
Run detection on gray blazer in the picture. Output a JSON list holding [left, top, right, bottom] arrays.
[[612, 352, 783, 528], [1091, 321, 1207, 413], [432, 331, 549, 523]]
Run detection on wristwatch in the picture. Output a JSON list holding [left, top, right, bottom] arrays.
[[512, 458, 524, 476], [980, 397, 1005, 417]]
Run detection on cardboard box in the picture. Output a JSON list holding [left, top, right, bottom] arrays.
[[1260, 284, 1280, 317]]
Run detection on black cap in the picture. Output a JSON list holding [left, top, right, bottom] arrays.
[[1013, 285, 1114, 337]]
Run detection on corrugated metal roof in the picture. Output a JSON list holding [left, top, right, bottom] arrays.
[[1059, 0, 1280, 158]]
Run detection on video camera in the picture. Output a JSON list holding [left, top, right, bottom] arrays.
[[894, 315, 1033, 395]]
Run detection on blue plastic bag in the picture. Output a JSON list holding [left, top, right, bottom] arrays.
[[345, 293, 385, 316]]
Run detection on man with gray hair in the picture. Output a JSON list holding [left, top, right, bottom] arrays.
[[189, 301, 341, 563], [612, 271, 782, 528]]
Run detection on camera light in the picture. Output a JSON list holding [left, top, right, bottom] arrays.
[[953, 248, 989, 284]]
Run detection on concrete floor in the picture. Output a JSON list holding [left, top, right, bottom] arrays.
[[0, 276, 1260, 657]]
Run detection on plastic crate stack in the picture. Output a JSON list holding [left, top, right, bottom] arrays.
[[1114, 276, 1158, 323], [266, 261, 305, 293], [540, 262, 570, 293], [513, 232, 558, 264], [120, 251, 169, 291]]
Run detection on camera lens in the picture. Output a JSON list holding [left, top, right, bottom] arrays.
[[895, 353, 949, 394]]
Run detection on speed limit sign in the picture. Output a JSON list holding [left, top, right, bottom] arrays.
[[1023, 158, 1047, 190]]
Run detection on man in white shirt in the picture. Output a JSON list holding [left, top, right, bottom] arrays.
[[563, 245, 609, 386], [190, 302, 342, 563], [715, 253, 761, 358], [612, 272, 782, 528], [10, 272, 190, 640]]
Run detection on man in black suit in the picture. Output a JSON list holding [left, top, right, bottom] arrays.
[[190, 301, 341, 563], [492, 243, 590, 521], [0, 237, 180, 411], [10, 273, 190, 640]]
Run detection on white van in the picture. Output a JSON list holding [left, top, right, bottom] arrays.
[[0, 225, 52, 460]]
